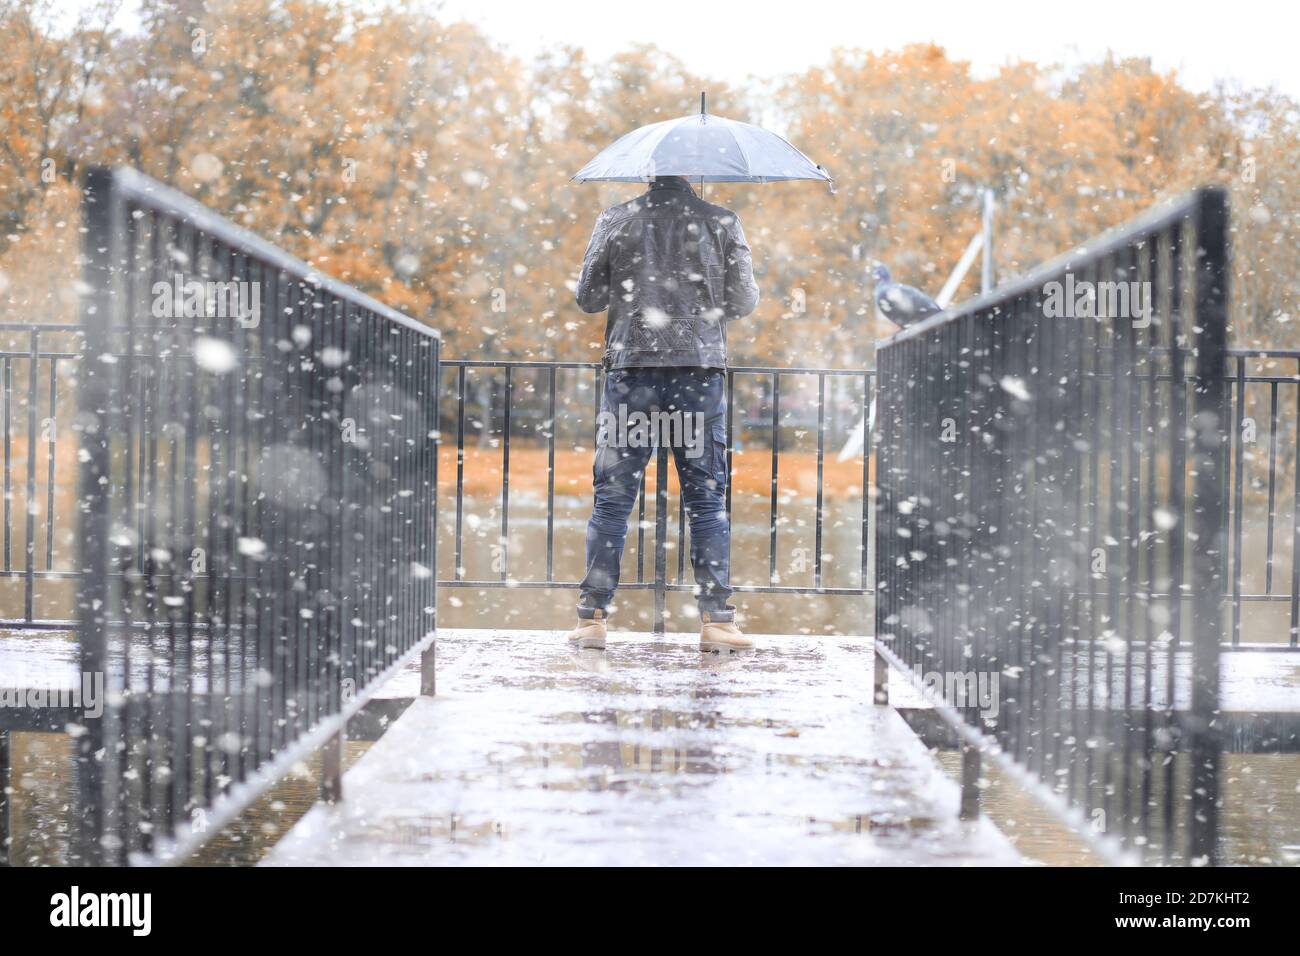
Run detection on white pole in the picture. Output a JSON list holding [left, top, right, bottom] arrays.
[[981, 189, 995, 293], [839, 193, 994, 464], [937, 231, 984, 309]]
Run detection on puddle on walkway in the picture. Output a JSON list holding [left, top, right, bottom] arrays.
[[264, 630, 1020, 866]]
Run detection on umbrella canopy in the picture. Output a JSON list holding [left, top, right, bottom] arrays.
[[573, 95, 832, 189]]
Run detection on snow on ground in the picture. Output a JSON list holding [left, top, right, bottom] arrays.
[[264, 628, 1021, 866]]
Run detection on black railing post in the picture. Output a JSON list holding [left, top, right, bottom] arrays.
[[421, 336, 441, 697], [23, 330, 38, 623], [74, 167, 124, 866], [959, 742, 981, 820], [1293, 356, 1300, 647], [654, 441, 668, 636], [1189, 188, 1229, 865], [0, 728, 10, 866], [1231, 356, 1245, 646], [321, 728, 345, 804], [873, 357, 891, 706], [873, 647, 889, 706]]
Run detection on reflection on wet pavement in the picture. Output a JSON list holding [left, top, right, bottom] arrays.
[[265, 629, 1021, 866]]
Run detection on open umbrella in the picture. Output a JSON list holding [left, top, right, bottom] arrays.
[[572, 93, 833, 193]]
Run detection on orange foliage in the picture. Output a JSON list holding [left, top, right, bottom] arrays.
[[0, 0, 1296, 361]]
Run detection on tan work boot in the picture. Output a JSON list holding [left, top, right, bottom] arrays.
[[566, 608, 608, 650], [700, 610, 752, 653]]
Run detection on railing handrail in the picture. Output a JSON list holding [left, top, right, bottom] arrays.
[[442, 358, 872, 377], [878, 186, 1224, 349], [88, 166, 438, 342], [0, 323, 83, 332]]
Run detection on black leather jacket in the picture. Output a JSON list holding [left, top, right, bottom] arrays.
[[575, 177, 759, 369]]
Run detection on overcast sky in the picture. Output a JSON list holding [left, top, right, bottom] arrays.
[[435, 0, 1298, 97], [68, 0, 1300, 99]]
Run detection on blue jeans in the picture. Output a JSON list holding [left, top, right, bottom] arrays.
[[578, 367, 733, 614]]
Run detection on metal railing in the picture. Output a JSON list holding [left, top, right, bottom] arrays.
[[73, 167, 440, 864], [873, 188, 1230, 864], [437, 360, 875, 633], [0, 324, 84, 627], [0, 175, 1284, 865], [1225, 349, 1300, 646], [5, 338, 1299, 643]]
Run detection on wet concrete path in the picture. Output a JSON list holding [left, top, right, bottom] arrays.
[[264, 629, 1021, 866]]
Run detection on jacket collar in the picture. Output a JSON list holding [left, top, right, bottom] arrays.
[[649, 176, 696, 195]]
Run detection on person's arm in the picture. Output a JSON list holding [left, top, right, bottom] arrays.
[[575, 210, 614, 313], [724, 215, 759, 320]]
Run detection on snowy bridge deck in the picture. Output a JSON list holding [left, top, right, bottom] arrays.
[[2, 627, 1296, 864], [2, 630, 1293, 729], [262, 628, 1021, 866]]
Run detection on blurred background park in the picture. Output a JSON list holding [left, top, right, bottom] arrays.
[[0, 0, 1298, 637], [1, 0, 1296, 360]]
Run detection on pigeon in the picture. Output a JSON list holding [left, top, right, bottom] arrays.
[[872, 263, 942, 329]]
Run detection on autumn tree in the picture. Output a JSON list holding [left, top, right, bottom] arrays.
[[0, 0, 1295, 369]]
